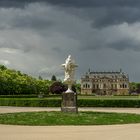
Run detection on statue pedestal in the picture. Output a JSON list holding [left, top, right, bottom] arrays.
[[61, 91, 78, 113]]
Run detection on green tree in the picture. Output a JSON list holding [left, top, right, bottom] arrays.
[[38, 75, 43, 80], [51, 75, 57, 81], [129, 82, 137, 94], [75, 83, 81, 93], [49, 81, 67, 94], [0, 65, 51, 95], [136, 83, 140, 94]]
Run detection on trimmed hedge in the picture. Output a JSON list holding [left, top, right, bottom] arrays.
[[0, 98, 140, 107], [78, 99, 140, 107], [0, 95, 38, 98], [0, 94, 62, 98], [0, 98, 61, 107]]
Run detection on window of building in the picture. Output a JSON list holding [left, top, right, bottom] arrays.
[[83, 83, 90, 89], [96, 84, 99, 89], [111, 84, 114, 89], [103, 84, 106, 88], [125, 84, 127, 88]]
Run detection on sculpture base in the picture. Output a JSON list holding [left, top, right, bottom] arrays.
[[61, 107, 78, 113], [61, 92, 78, 113]]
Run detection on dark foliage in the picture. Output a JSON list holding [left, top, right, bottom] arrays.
[[51, 75, 57, 81], [0, 98, 140, 108], [49, 81, 67, 94]]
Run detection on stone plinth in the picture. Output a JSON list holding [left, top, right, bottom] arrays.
[[61, 92, 78, 113]]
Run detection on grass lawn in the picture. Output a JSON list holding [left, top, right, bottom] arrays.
[[78, 95, 140, 100], [0, 111, 140, 125]]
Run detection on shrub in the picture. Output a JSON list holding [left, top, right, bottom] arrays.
[[0, 98, 61, 107], [49, 82, 67, 94], [0, 98, 140, 107], [78, 99, 140, 107], [0, 95, 38, 98]]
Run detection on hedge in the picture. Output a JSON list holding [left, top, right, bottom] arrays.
[[0, 98, 61, 107], [0, 94, 61, 98], [0, 95, 38, 98], [78, 99, 140, 107], [0, 98, 140, 107]]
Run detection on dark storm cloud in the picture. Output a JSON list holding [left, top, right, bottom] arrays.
[[2, 0, 140, 28], [109, 38, 140, 51], [1, 0, 140, 8], [90, 7, 140, 28], [41, 0, 140, 28], [12, 16, 53, 30], [39, 0, 140, 8], [0, 0, 47, 8], [0, 0, 27, 8]]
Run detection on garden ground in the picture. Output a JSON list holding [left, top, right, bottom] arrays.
[[0, 107, 140, 140]]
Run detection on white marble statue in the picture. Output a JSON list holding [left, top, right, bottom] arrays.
[[62, 55, 78, 92]]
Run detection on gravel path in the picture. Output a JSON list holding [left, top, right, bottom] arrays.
[[0, 106, 140, 114]]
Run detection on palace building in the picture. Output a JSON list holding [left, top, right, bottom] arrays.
[[81, 69, 129, 95]]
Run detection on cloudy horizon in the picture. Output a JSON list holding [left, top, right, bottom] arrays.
[[0, 0, 140, 82]]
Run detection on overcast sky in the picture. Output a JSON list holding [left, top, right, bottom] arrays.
[[0, 0, 140, 81]]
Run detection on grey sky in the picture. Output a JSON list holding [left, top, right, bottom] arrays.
[[0, 0, 140, 81]]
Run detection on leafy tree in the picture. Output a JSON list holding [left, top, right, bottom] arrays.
[[0, 65, 51, 95], [136, 83, 140, 94], [75, 83, 81, 93], [38, 75, 43, 80], [129, 82, 137, 94], [51, 75, 57, 81], [0, 65, 7, 70], [49, 81, 67, 94]]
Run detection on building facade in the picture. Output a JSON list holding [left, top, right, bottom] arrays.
[[81, 70, 129, 95]]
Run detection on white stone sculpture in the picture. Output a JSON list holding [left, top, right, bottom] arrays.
[[62, 55, 78, 93]]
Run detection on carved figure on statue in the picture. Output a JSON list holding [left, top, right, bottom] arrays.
[[62, 55, 77, 83]]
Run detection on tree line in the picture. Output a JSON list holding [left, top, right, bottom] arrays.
[[0, 65, 80, 95], [129, 82, 140, 94], [0, 65, 52, 95]]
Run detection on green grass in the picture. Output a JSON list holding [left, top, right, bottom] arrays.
[[0, 111, 140, 125], [78, 95, 140, 100]]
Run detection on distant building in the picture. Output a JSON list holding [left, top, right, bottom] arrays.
[[81, 69, 129, 95]]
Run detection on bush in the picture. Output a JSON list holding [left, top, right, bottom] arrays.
[[0, 65, 50, 95], [0, 95, 38, 98], [0, 98, 61, 107], [49, 82, 67, 94], [0, 98, 140, 107], [78, 99, 140, 107]]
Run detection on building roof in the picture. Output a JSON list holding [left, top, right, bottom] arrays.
[[81, 70, 129, 79], [89, 71, 121, 74]]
